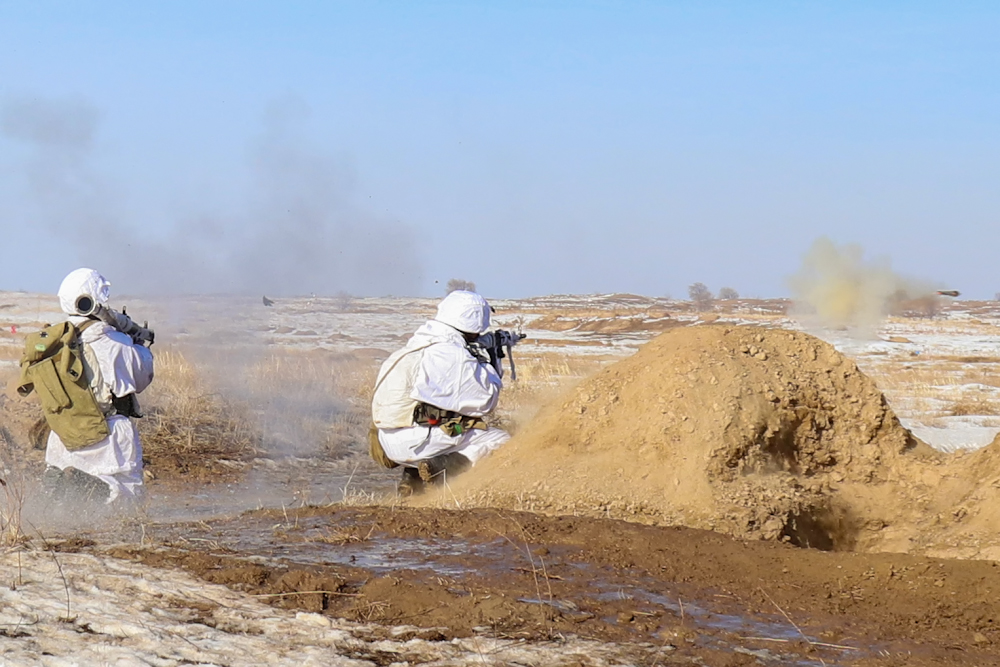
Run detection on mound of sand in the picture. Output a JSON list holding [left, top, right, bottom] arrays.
[[447, 325, 950, 550]]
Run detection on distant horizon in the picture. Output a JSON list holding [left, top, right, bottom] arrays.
[[4, 287, 986, 305]]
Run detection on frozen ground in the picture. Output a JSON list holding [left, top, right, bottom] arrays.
[[0, 547, 667, 667], [3, 291, 1000, 665]]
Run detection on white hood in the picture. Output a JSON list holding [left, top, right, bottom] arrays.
[[434, 290, 491, 335], [58, 268, 111, 316]]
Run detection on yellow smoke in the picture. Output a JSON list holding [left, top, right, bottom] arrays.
[[788, 237, 937, 329]]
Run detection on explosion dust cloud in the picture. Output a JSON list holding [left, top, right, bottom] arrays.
[[787, 237, 939, 330]]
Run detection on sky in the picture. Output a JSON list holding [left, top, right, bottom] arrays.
[[1, 1, 998, 299]]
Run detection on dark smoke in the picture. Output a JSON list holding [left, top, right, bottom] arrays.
[[1, 95, 423, 296], [445, 278, 477, 294], [2, 97, 98, 149]]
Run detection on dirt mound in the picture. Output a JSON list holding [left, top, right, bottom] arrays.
[[445, 325, 941, 549], [902, 435, 1000, 560]]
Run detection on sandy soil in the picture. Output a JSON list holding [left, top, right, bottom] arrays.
[[444, 324, 1000, 561]]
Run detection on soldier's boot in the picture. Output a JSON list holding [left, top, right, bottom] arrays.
[[41, 466, 65, 502], [61, 467, 111, 505], [418, 452, 473, 485], [397, 467, 425, 497]]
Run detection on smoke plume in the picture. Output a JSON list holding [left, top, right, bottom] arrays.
[[787, 237, 939, 330], [1, 95, 422, 296]]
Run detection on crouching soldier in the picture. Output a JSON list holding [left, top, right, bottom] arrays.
[[18, 268, 154, 504], [370, 290, 510, 495]]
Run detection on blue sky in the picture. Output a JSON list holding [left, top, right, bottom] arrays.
[[1, 2, 998, 298]]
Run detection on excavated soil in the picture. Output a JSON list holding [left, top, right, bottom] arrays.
[[96, 505, 1000, 666], [439, 325, 1000, 560]]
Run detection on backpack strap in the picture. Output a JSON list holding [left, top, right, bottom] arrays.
[[74, 318, 99, 335], [371, 341, 435, 396]]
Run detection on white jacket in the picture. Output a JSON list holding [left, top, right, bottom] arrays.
[[45, 318, 155, 501], [372, 319, 502, 429]]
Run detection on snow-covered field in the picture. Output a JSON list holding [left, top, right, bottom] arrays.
[[0, 548, 666, 667], [2, 291, 1000, 664], [4, 290, 999, 452]]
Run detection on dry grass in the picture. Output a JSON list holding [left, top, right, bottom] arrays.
[[313, 524, 377, 545], [241, 350, 376, 458], [925, 355, 1000, 365], [245, 350, 377, 404], [339, 487, 387, 506], [355, 600, 390, 621], [860, 353, 1000, 427], [139, 347, 380, 473], [139, 349, 263, 472], [947, 398, 1000, 417], [0, 473, 26, 547]]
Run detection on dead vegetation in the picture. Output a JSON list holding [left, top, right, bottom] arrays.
[[947, 397, 1000, 417], [138, 350, 263, 479], [0, 337, 381, 486], [138, 346, 382, 479], [240, 349, 376, 459], [0, 473, 26, 546], [313, 524, 376, 545], [863, 353, 1000, 426]]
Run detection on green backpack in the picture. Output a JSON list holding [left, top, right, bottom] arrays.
[[17, 321, 110, 450]]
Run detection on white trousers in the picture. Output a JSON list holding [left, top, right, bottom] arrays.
[[45, 415, 144, 503], [378, 425, 510, 466]]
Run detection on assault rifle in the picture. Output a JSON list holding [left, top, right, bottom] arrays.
[[470, 330, 527, 380], [74, 294, 155, 347]]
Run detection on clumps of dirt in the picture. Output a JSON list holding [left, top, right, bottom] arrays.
[[446, 325, 940, 550], [106, 546, 348, 615], [105, 542, 556, 639], [101, 505, 1000, 661], [909, 436, 1000, 561]]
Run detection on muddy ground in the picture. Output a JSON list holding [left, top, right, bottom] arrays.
[[8, 295, 1000, 664], [65, 503, 999, 667]]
